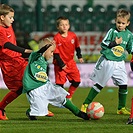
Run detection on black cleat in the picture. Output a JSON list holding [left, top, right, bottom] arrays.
[[26, 109, 37, 120], [126, 118, 133, 125], [77, 111, 90, 120]]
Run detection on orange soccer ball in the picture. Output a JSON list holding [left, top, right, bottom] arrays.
[[86, 102, 104, 119]]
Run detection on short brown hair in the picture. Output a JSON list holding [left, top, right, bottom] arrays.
[[116, 9, 131, 21], [0, 4, 14, 16], [56, 16, 69, 27]]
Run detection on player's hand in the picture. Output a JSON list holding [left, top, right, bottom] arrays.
[[51, 40, 56, 45], [78, 58, 84, 63], [24, 49, 32, 53], [62, 65, 67, 70], [115, 37, 122, 44]]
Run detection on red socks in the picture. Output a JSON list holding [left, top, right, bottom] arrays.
[[66, 85, 77, 99], [131, 55, 133, 62], [129, 97, 133, 118], [0, 91, 20, 110]]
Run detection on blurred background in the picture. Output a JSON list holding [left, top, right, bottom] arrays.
[[0, 0, 133, 62]]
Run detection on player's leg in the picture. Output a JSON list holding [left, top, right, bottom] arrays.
[[54, 65, 66, 89], [63, 98, 89, 120], [66, 80, 80, 100], [113, 61, 130, 115], [126, 97, 133, 124], [81, 57, 114, 113], [66, 61, 80, 100], [81, 83, 103, 113], [0, 88, 22, 120], [117, 85, 130, 115], [25, 86, 54, 120]]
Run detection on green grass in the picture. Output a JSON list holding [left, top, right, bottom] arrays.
[[0, 87, 133, 133]]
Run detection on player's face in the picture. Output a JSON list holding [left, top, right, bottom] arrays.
[[57, 20, 70, 33], [43, 45, 55, 60], [115, 17, 130, 31], [0, 12, 14, 27]]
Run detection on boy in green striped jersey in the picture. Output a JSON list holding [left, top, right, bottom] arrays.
[[81, 9, 133, 115], [23, 38, 89, 120]]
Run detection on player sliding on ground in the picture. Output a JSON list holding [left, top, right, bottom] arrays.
[[22, 38, 89, 120], [81, 9, 133, 115]]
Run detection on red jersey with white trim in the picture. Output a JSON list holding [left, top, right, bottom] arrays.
[[0, 26, 28, 91], [54, 31, 80, 64]]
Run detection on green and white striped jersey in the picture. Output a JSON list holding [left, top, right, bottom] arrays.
[[23, 52, 49, 93], [100, 27, 133, 61]]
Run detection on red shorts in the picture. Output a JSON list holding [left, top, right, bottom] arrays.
[[54, 60, 80, 84], [1, 57, 28, 92]]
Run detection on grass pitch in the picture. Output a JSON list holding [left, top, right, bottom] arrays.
[[0, 87, 133, 133]]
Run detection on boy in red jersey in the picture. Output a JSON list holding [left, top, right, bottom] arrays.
[[0, 4, 53, 120], [53, 16, 84, 100]]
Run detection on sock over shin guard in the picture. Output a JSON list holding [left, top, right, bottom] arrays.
[[66, 85, 77, 99], [118, 85, 128, 110], [0, 91, 21, 109], [129, 97, 133, 118], [63, 98, 80, 115], [83, 84, 103, 105]]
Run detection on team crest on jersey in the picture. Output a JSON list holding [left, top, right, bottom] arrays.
[[35, 71, 48, 82], [111, 46, 124, 57], [71, 39, 75, 44]]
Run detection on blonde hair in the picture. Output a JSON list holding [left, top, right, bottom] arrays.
[[116, 9, 131, 21], [0, 4, 14, 16], [39, 38, 55, 49]]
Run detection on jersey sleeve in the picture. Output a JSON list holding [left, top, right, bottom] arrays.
[[126, 33, 133, 54], [53, 35, 59, 54], [101, 28, 114, 49], [74, 33, 80, 48], [0, 30, 8, 47]]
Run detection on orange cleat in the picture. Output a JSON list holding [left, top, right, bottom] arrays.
[[0, 109, 8, 120], [46, 110, 54, 117]]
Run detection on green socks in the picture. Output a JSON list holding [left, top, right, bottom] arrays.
[[83, 87, 99, 105], [63, 99, 80, 115], [118, 89, 128, 110]]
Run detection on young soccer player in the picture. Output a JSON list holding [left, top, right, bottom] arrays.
[[81, 9, 133, 115], [53, 16, 84, 100], [0, 4, 53, 120], [23, 38, 89, 120]]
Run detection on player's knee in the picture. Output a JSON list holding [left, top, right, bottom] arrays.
[[94, 83, 103, 90], [56, 84, 64, 88], [71, 80, 80, 88], [119, 85, 127, 89], [119, 85, 128, 93], [16, 87, 23, 95]]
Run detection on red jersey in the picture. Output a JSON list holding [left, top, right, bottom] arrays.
[[0, 26, 28, 91], [54, 31, 80, 64]]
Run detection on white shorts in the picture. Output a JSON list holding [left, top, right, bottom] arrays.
[[90, 55, 128, 87], [26, 81, 69, 116]]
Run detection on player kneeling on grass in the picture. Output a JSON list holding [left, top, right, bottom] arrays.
[[22, 38, 89, 120]]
